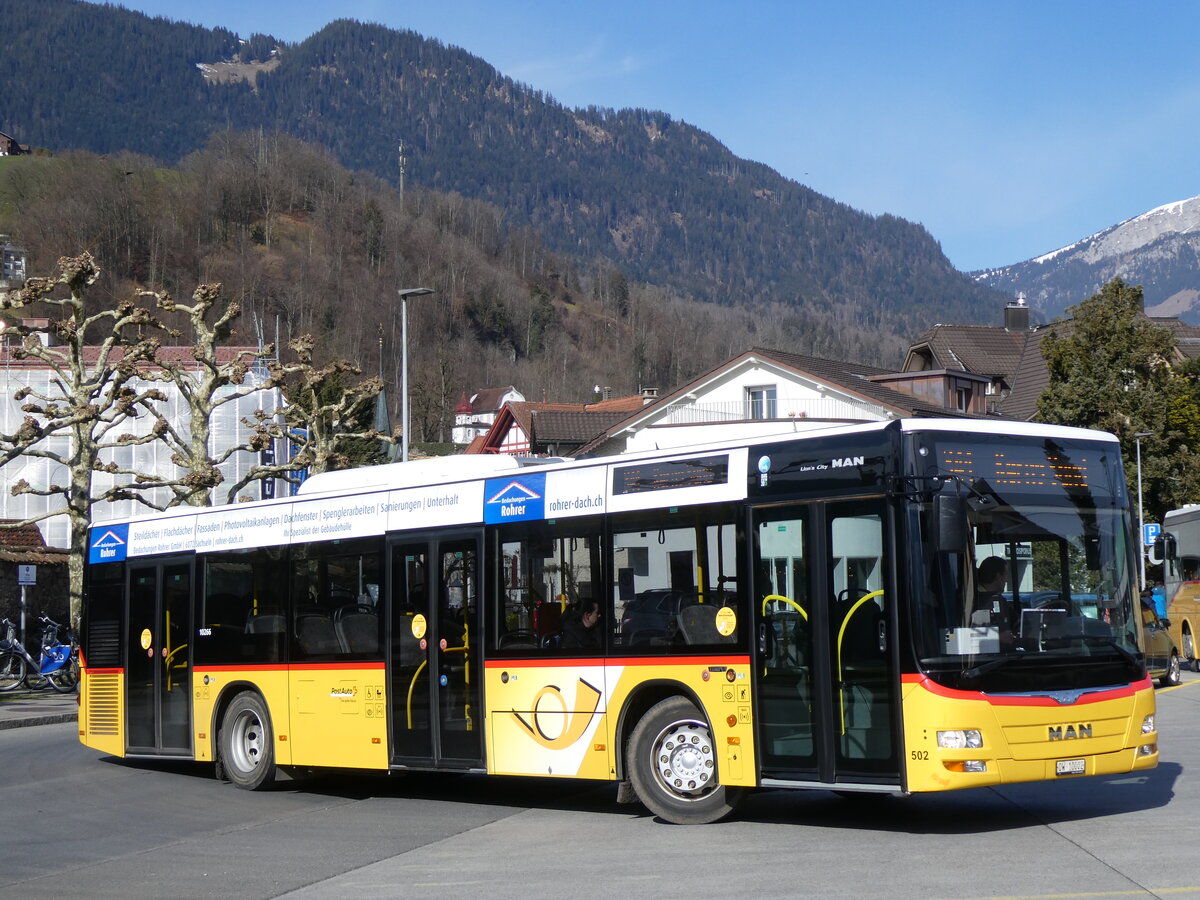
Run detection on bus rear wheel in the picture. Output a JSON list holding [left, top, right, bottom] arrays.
[[628, 696, 742, 824], [220, 691, 276, 790]]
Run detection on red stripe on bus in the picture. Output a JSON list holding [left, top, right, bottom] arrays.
[[194, 661, 385, 673], [901, 672, 1151, 704], [484, 655, 751, 669], [83, 668, 123, 675]]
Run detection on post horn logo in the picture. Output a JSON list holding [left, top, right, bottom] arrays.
[[510, 678, 602, 749]]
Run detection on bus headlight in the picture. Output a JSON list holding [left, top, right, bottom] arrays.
[[1142, 714, 1155, 735], [937, 729, 983, 750]]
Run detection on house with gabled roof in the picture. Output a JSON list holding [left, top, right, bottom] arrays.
[[0, 131, 27, 156], [905, 295, 1200, 420], [472, 394, 648, 457], [451, 386, 525, 445], [570, 347, 989, 457]]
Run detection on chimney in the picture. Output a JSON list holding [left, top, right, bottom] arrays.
[[601, 386, 612, 401], [1004, 293, 1030, 332], [640, 386, 659, 406]]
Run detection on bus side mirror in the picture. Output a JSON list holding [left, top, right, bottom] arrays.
[[933, 494, 967, 554], [1148, 533, 1173, 566]]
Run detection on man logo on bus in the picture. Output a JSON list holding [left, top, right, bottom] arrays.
[[832, 456, 865, 468], [1048, 722, 1093, 740], [510, 679, 602, 749]]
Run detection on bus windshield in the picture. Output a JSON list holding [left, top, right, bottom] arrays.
[[910, 432, 1142, 692]]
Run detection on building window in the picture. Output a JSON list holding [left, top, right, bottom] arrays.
[[746, 386, 777, 420], [955, 387, 972, 412]]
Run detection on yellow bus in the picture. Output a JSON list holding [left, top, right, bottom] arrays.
[[1154, 504, 1200, 672], [78, 419, 1158, 824]]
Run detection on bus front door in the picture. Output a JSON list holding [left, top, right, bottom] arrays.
[[753, 499, 900, 786], [126, 559, 193, 756], [388, 533, 484, 769]]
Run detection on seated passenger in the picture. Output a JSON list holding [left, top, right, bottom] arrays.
[[560, 600, 602, 650]]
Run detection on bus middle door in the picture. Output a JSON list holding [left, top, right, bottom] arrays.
[[126, 558, 193, 756], [388, 532, 484, 769]]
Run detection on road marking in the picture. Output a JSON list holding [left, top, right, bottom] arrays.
[[1157, 679, 1200, 693], [941, 889, 1200, 899]]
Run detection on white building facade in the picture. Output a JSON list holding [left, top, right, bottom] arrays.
[[0, 344, 287, 549]]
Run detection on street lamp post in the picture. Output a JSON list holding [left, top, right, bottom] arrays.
[[1135, 432, 1152, 591], [397, 288, 434, 462]]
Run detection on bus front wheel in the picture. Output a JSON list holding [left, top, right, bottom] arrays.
[[628, 696, 742, 824], [220, 691, 276, 790]]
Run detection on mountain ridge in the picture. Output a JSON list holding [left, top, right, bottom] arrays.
[[975, 194, 1200, 324], [0, 0, 1009, 356]]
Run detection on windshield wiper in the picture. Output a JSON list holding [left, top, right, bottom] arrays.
[[962, 655, 1015, 680]]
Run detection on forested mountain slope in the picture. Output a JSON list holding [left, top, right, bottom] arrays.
[[2, 0, 1008, 350]]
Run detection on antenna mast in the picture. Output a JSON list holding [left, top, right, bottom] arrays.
[[398, 141, 406, 200]]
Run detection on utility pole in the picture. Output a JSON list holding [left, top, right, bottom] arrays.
[[398, 141, 406, 201]]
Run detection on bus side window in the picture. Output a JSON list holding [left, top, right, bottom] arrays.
[[197, 548, 288, 665], [492, 519, 603, 654]]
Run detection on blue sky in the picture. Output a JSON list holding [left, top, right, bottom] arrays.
[[122, 1, 1200, 272]]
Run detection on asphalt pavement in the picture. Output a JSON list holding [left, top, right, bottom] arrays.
[[0, 687, 78, 729]]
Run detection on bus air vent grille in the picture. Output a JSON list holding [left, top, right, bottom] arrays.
[[86, 619, 120, 668], [86, 673, 120, 736]]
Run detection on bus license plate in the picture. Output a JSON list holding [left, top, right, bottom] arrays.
[[1056, 758, 1085, 776]]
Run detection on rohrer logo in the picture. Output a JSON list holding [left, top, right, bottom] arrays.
[[484, 473, 546, 524], [89, 523, 129, 564]]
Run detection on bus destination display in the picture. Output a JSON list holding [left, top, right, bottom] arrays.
[[938, 446, 1100, 491], [612, 455, 729, 495]]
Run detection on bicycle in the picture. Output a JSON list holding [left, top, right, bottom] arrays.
[[0, 615, 78, 693]]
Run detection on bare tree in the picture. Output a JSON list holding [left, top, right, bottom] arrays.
[[0, 253, 165, 623], [132, 282, 283, 507], [228, 334, 399, 500]]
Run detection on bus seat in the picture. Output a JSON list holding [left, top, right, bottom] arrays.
[[245, 611, 285, 634], [335, 604, 380, 654], [296, 612, 339, 655], [677, 604, 735, 645], [497, 631, 538, 650]]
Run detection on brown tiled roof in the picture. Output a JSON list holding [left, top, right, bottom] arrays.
[[469, 387, 516, 414], [908, 325, 1027, 378], [532, 410, 633, 443], [996, 329, 1052, 421], [914, 311, 1200, 421], [0, 520, 48, 549], [0, 520, 67, 564]]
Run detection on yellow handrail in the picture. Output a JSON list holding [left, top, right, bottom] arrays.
[[836, 589, 885, 735], [761, 593, 808, 620], [406, 659, 427, 729]]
